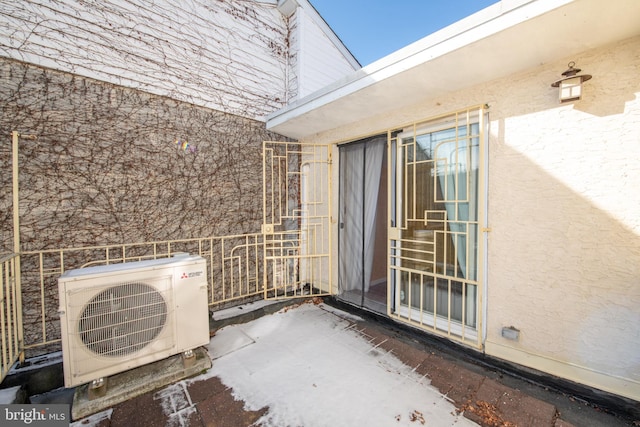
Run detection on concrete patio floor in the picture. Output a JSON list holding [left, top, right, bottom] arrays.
[[65, 298, 636, 427]]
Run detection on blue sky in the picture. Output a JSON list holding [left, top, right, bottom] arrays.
[[310, 0, 499, 66]]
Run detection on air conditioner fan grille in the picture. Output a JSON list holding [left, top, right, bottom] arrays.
[[78, 282, 168, 357]]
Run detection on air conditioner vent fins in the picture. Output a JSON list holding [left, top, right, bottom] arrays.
[[79, 282, 168, 357]]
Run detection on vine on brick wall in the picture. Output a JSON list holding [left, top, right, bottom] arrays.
[[0, 0, 302, 356], [0, 58, 300, 355], [0, 58, 290, 252]]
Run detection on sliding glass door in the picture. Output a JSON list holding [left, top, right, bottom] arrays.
[[338, 135, 387, 313]]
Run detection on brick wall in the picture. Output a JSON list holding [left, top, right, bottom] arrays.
[[0, 58, 287, 252]]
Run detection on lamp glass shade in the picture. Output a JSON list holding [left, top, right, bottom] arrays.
[[559, 76, 582, 102]]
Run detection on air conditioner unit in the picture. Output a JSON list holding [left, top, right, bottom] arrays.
[[58, 254, 210, 388]]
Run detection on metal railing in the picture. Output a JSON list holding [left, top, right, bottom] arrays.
[[0, 254, 22, 382], [10, 233, 265, 367], [1, 133, 329, 380]]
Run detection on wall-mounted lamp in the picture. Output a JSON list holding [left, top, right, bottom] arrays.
[[551, 61, 592, 103]]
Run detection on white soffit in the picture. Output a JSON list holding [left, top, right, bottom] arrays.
[[266, 0, 640, 139]]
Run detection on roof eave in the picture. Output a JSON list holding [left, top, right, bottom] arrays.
[[266, 0, 640, 140]]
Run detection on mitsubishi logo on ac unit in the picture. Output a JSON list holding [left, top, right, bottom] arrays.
[[180, 271, 204, 279]]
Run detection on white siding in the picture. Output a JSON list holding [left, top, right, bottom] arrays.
[[293, 6, 359, 99], [0, 0, 289, 119]]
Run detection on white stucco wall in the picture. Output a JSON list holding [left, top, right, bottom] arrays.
[[305, 36, 640, 401], [483, 36, 640, 401]]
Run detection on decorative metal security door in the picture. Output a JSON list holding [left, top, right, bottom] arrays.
[[389, 106, 486, 348], [262, 141, 332, 299]]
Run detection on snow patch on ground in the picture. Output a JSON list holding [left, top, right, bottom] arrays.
[[153, 383, 197, 427], [317, 302, 364, 322], [0, 385, 21, 404], [8, 351, 62, 374], [207, 326, 255, 360], [208, 303, 477, 427], [69, 302, 476, 426], [212, 299, 282, 321]]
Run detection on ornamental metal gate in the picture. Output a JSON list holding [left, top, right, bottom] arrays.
[[262, 141, 332, 299], [388, 106, 486, 348]]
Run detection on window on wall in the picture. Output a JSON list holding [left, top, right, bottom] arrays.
[[411, 123, 479, 281]]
